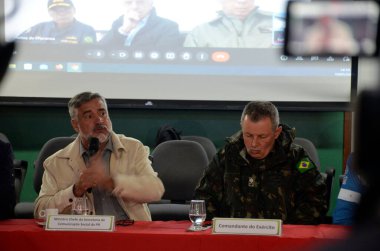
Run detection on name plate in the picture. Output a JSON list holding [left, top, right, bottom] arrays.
[[212, 218, 282, 236], [45, 215, 115, 232]]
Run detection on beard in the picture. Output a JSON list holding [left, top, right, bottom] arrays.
[[82, 124, 112, 144], [94, 124, 111, 143], [96, 133, 110, 144]]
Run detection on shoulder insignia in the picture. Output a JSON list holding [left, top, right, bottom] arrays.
[[296, 158, 316, 173], [83, 36, 95, 44]]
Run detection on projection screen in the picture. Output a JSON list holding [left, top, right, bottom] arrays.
[[0, 0, 356, 110]]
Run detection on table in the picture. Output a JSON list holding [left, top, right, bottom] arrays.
[[0, 219, 350, 251]]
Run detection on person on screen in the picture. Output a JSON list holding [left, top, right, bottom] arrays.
[[194, 101, 327, 224], [34, 92, 164, 221], [333, 153, 366, 225], [17, 0, 96, 44], [183, 0, 273, 48], [99, 0, 182, 48]]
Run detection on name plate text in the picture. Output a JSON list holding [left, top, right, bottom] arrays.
[[45, 215, 115, 232], [212, 218, 282, 236]]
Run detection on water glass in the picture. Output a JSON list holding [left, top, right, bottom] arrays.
[[189, 200, 206, 231], [38, 208, 58, 223], [71, 196, 89, 215]]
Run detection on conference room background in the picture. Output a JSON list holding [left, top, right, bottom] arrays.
[[1, 0, 370, 216]]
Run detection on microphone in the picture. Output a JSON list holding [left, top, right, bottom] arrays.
[[86, 137, 99, 193], [88, 137, 99, 157]]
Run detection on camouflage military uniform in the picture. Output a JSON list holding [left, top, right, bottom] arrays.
[[194, 124, 327, 225]]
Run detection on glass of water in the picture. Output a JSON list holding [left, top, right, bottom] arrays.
[[71, 196, 89, 215], [189, 200, 206, 231]]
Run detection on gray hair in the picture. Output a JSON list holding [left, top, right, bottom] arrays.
[[240, 101, 280, 131], [68, 92, 108, 119]]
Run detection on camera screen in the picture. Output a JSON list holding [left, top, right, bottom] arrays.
[[285, 1, 379, 57]]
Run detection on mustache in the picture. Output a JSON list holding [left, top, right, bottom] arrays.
[[94, 124, 108, 131], [248, 147, 261, 151]]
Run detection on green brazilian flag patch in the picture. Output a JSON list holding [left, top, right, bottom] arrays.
[[296, 158, 315, 173]]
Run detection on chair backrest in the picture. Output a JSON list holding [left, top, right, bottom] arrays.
[[0, 133, 9, 143], [34, 136, 76, 193], [0, 134, 16, 219], [181, 135, 217, 162], [0, 132, 28, 204], [294, 137, 335, 222], [151, 140, 209, 203], [294, 137, 321, 168]]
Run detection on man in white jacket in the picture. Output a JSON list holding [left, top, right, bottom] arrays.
[[34, 92, 164, 221]]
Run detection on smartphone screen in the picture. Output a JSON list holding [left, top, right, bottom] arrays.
[[284, 1, 380, 57]]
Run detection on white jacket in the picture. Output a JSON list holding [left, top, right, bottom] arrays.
[[34, 132, 164, 220]]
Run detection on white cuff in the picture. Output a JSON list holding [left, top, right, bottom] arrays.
[[337, 188, 361, 203], [118, 27, 129, 36]]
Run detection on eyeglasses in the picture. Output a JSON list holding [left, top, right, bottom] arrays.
[[115, 219, 135, 226]]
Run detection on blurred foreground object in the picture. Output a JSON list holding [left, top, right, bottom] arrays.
[[354, 89, 380, 189], [316, 89, 380, 251], [1, 0, 18, 83], [284, 1, 380, 57], [0, 42, 15, 82]]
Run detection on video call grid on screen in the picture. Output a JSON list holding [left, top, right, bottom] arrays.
[[1, 0, 355, 110], [5, 0, 289, 39]]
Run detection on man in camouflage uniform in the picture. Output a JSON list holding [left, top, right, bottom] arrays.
[[194, 101, 327, 224]]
